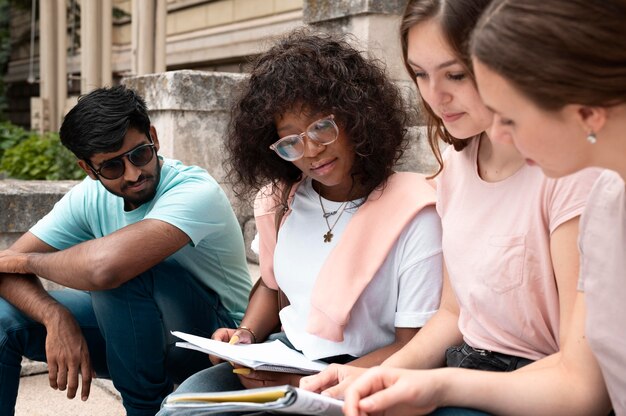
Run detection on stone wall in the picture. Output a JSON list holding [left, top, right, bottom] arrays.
[[0, 180, 78, 249], [0, 180, 79, 290]]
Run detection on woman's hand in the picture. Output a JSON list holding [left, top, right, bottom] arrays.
[[342, 367, 440, 416], [299, 364, 367, 398], [234, 368, 302, 389], [208, 327, 255, 365]]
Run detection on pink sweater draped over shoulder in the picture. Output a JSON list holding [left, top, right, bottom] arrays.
[[254, 172, 436, 342]]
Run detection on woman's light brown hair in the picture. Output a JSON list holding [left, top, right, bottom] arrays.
[[471, 0, 626, 110], [400, 0, 493, 177]]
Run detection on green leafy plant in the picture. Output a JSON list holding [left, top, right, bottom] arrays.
[[0, 123, 85, 180], [0, 121, 29, 159]]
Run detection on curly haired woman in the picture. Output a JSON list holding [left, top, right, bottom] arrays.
[[156, 29, 443, 414]]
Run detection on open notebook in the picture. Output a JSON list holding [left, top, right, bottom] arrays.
[[172, 331, 328, 375], [163, 385, 344, 415]]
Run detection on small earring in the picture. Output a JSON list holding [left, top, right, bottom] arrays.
[[587, 132, 597, 144]]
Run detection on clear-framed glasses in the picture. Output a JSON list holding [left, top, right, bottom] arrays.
[[269, 115, 339, 161], [86, 139, 156, 180]]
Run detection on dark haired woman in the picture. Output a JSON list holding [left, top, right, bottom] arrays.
[[156, 30, 443, 413]]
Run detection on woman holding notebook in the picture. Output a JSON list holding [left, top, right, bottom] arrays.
[[156, 29, 443, 414]]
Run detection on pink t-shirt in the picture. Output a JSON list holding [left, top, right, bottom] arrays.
[[437, 138, 600, 360], [579, 170, 626, 414]]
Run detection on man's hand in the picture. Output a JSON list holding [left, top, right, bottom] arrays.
[[0, 249, 29, 274], [300, 364, 367, 398], [44, 308, 93, 401]]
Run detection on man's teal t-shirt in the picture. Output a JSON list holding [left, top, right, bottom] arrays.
[[30, 158, 251, 322]]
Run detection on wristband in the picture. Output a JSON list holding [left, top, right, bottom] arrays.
[[237, 326, 257, 343]]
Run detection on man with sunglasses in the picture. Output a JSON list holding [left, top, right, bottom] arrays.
[[0, 86, 251, 416]]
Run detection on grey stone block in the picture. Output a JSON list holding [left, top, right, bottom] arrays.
[[304, 0, 409, 23], [0, 233, 21, 250], [124, 70, 247, 113], [243, 218, 259, 265], [0, 180, 79, 250], [0, 180, 78, 234], [396, 126, 442, 175]]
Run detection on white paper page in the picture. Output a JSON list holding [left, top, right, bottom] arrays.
[[171, 331, 328, 373]]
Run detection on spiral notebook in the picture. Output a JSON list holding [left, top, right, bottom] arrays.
[[163, 384, 344, 415]]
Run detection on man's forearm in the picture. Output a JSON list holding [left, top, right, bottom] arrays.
[[19, 219, 190, 291], [25, 248, 99, 290], [0, 272, 67, 325], [0, 247, 101, 291]]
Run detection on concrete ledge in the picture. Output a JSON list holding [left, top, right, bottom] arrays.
[[0, 180, 80, 290], [0, 180, 79, 237], [124, 70, 247, 113]]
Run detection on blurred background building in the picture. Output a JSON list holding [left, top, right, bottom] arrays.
[[2, 0, 411, 132]]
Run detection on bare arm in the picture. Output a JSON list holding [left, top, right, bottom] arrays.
[[237, 281, 281, 344], [0, 233, 60, 323], [514, 216, 581, 374], [210, 280, 286, 389], [383, 263, 462, 369], [210, 280, 281, 350], [343, 293, 611, 416], [548, 216, 581, 346], [438, 293, 609, 415], [301, 262, 460, 395], [0, 233, 94, 401], [348, 327, 420, 368], [1, 219, 190, 290]]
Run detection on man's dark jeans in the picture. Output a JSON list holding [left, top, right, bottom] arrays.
[[0, 260, 235, 416]]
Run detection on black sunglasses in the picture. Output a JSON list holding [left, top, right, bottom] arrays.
[[86, 142, 156, 180]]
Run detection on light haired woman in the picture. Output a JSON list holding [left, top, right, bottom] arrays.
[[302, 1, 602, 415], [336, 0, 622, 414]]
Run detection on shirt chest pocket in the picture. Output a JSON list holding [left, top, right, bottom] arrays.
[[482, 234, 526, 293]]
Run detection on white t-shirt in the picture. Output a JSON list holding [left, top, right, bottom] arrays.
[[274, 178, 443, 360], [579, 170, 626, 414]]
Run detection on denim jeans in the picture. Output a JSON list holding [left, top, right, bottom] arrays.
[[0, 260, 235, 416], [446, 342, 533, 372], [427, 342, 536, 416], [430, 408, 491, 416]]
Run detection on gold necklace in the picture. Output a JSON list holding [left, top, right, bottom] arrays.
[[318, 192, 350, 243]]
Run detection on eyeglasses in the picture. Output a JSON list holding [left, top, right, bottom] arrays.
[[86, 141, 156, 180], [269, 115, 339, 161]]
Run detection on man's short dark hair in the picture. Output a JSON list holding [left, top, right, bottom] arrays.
[[59, 85, 151, 160]]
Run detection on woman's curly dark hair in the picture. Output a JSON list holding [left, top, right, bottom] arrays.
[[226, 29, 408, 201]]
